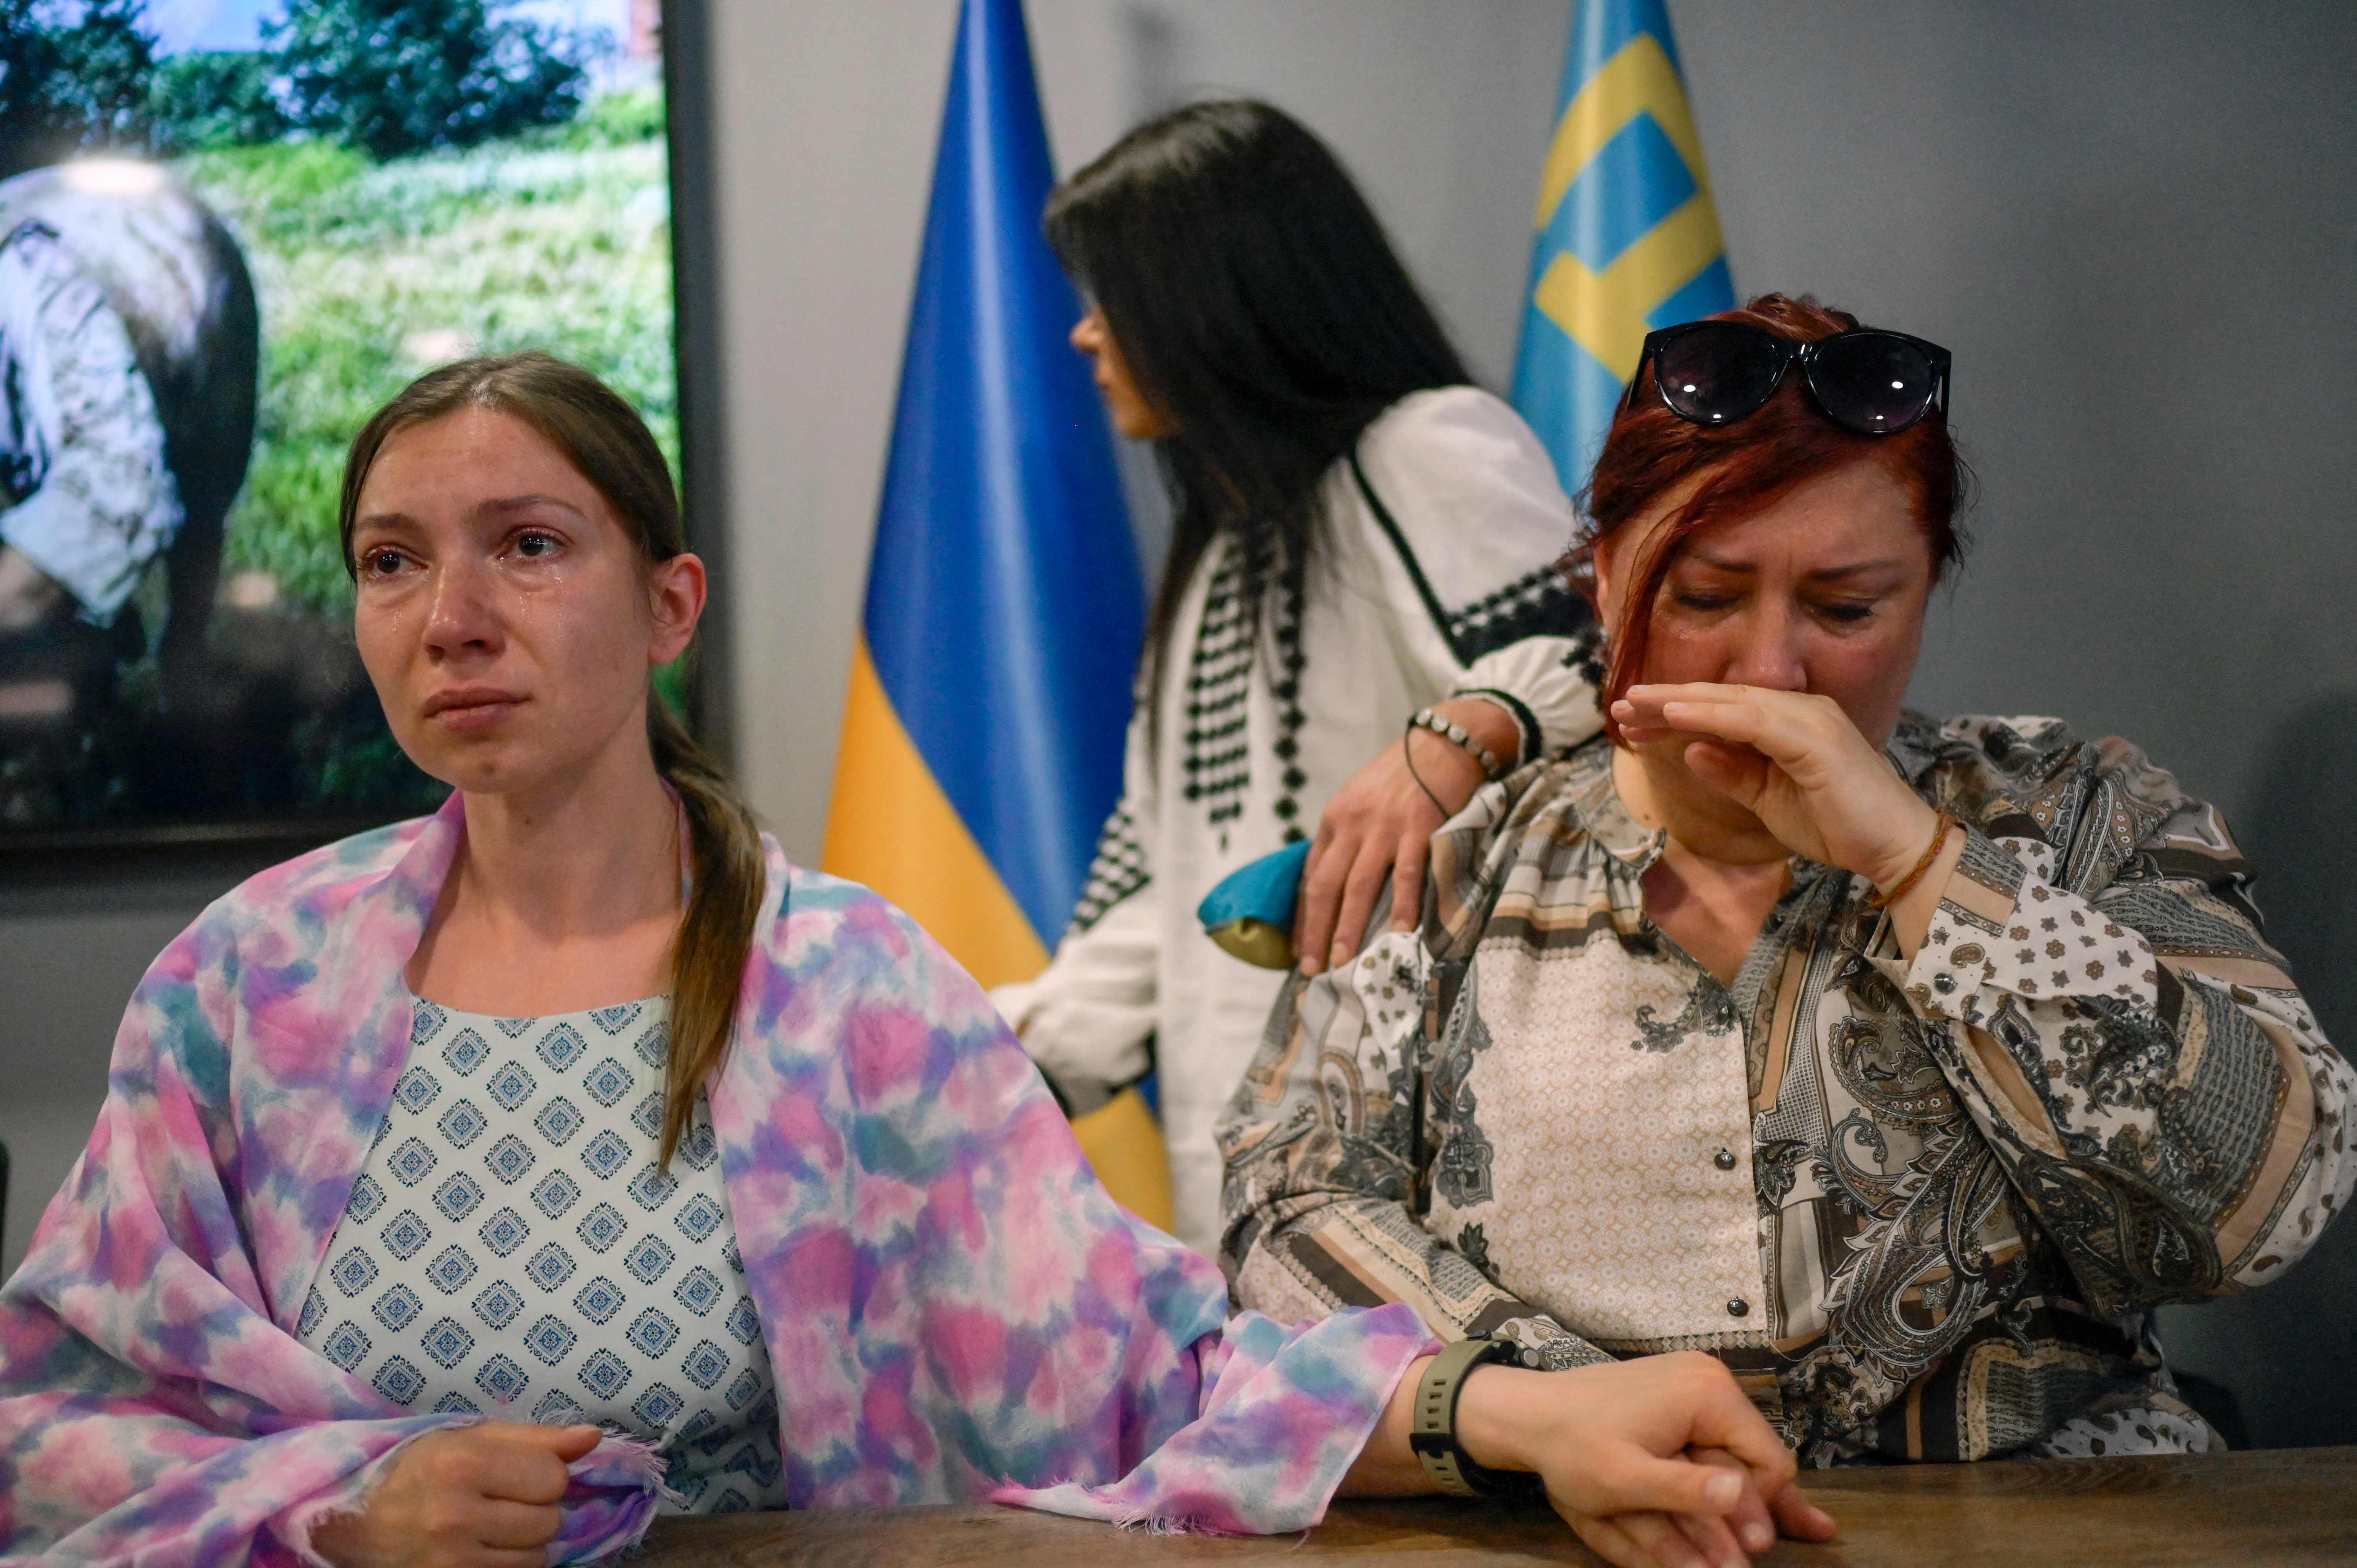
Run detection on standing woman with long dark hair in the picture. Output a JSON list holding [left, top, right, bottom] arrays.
[[993, 102, 1602, 1250]]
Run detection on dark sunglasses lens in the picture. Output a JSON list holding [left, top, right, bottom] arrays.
[[1810, 333, 1938, 433], [1652, 325, 1783, 426]]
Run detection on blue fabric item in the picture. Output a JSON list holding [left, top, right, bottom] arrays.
[[1196, 841, 1312, 933], [862, 0, 1144, 944], [1196, 841, 1312, 969]]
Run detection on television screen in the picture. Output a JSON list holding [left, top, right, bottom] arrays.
[[0, 0, 677, 844]]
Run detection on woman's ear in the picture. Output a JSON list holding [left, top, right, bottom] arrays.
[[648, 553, 707, 666], [1589, 528, 1624, 633]]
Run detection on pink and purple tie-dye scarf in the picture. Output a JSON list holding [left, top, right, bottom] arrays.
[[0, 795, 1435, 1564]]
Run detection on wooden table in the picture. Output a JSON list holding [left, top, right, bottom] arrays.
[[635, 1446, 2357, 1566]]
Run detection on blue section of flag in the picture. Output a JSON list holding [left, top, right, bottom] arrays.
[[1510, 296, 1627, 502], [1554, 112, 1698, 273], [1648, 256, 1736, 331], [1511, 0, 1733, 496], [862, 0, 1144, 944], [1567, 0, 1682, 92]]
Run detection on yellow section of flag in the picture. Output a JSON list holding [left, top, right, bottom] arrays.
[[1533, 191, 1726, 381], [1512, 0, 1735, 516], [824, 640, 1050, 989], [823, 640, 1175, 1233], [1069, 1088, 1177, 1237], [1534, 31, 1712, 230]]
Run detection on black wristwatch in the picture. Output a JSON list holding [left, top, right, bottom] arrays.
[[1407, 1336, 1545, 1498]]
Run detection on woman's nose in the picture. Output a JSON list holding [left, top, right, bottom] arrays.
[[1069, 315, 1099, 355], [1724, 605, 1809, 692], [422, 560, 501, 656]]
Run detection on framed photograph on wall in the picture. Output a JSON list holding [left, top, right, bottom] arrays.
[[0, 0, 707, 852]]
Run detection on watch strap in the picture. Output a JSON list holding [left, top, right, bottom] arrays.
[[1406, 1337, 1542, 1498]]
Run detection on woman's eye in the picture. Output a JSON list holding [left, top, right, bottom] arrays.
[[514, 531, 558, 558], [1671, 591, 1735, 611], [363, 549, 405, 577], [1816, 601, 1878, 624]]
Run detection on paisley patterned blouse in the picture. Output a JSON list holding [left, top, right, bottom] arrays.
[[1219, 715, 2353, 1465]]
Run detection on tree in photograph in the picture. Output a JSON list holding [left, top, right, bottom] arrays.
[[0, 0, 160, 178], [269, 0, 592, 161], [149, 50, 289, 152]]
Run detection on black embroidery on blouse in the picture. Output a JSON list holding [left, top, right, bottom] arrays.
[[1066, 802, 1150, 938], [1182, 537, 1253, 830], [1270, 550, 1308, 843], [1181, 533, 1309, 842], [1446, 563, 1592, 664], [1567, 622, 1608, 690], [1348, 454, 1590, 667]]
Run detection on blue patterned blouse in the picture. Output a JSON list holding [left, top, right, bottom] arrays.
[[295, 997, 788, 1513]]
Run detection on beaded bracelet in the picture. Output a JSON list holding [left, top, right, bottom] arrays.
[[1408, 709, 1505, 780], [1451, 688, 1537, 768]]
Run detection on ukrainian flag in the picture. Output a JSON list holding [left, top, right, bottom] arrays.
[[822, 0, 1171, 1228], [1512, 0, 1735, 488]]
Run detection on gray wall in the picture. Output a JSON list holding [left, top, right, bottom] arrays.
[[5, 0, 2352, 1446], [1671, 0, 2357, 1451], [1, 860, 277, 1279]]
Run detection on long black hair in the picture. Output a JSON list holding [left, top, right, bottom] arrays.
[[1044, 100, 1469, 727]]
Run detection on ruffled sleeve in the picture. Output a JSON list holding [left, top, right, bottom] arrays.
[[1347, 386, 1601, 759]]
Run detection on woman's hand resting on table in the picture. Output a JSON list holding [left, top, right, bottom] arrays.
[[1614, 683, 1942, 895], [1347, 1350, 1835, 1568], [311, 1421, 600, 1568], [1295, 697, 1520, 975]]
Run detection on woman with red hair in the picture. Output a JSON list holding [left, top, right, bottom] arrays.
[[1221, 295, 2353, 1567]]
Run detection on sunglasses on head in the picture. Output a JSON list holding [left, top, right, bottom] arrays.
[[1625, 320, 1952, 437]]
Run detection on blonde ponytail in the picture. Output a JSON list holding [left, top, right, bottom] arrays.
[[648, 699, 766, 1169]]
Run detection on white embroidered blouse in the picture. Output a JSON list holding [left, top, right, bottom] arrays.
[[992, 387, 1603, 1252], [296, 998, 787, 1514]]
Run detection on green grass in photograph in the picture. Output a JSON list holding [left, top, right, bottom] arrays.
[[180, 89, 676, 617]]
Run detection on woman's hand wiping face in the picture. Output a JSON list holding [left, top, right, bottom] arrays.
[[1593, 459, 1936, 863]]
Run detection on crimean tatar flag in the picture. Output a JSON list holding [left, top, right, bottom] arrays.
[[1511, 0, 1735, 489], [821, 0, 1171, 1227]]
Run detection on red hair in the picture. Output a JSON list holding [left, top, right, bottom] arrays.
[[1574, 293, 1968, 739]]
